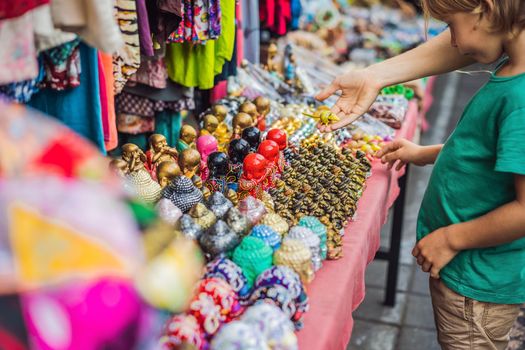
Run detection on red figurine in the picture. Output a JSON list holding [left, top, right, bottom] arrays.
[[238, 153, 271, 199]]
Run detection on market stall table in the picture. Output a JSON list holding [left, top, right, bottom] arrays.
[[297, 100, 421, 350]]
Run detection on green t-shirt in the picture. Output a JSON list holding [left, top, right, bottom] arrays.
[[417, 68, 525, 304]]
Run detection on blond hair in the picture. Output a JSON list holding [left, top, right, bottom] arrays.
[[422, 0, 525, 33]]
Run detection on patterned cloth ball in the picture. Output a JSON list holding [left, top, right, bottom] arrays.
[[250, 225, 281, 251], [204, 257, 251, 299], [160, 314, 208, 350], [241, 302, 298, 350], [210, 320, 270, 350]]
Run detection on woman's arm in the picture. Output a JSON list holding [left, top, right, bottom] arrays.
[[316, 29, 475, 132]]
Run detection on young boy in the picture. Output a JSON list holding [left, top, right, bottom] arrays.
[[317, 1, 525, 349]]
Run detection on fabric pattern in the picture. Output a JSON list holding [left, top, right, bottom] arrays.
[[0, 12, 39, 85], [0, 0, 49, 19], [128, 57, 168, 89], [507, 307, 525, 350], [116, 113, 155, 134], [116, 91, 195, 117], [0, 58, 45, 103], [42, 40, 82, 90], [113, 0, 141, 94], [168, 0, 221, 43]]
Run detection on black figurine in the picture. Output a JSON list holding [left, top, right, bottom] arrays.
[[241, 127, 261, 153], [205, 152, 230, 194]]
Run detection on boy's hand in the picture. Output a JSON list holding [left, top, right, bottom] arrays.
[[315, 69, 382, 133], [412, 226, 459, 279], [376, 138, 424, 170]]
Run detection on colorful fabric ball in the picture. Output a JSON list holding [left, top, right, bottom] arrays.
[[249, 265, 309, 330], [161, 314, 208, 350], [194, 277, 243, 322], [232, 236, 274, 288], [241, 302, 298, 350], [250, 225, 281, 251], [298, 216, 327, 260], [204, 257, 251, 299], [210, 320, 270, 350]]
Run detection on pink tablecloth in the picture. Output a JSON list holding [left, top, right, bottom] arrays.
[[297, 100, 420, 350]]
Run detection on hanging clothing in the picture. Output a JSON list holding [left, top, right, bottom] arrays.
[[135, 0, 154, 56], [148, 0, 183, 44], [0, 58, 45, 103], [128, 57, 168, 89], [28, 43, 106, 153], [0, 0, 49, 19], [168, 0, 221, 43], [41, 39, 82, 90], [155, 110, 183, 148], [241, 0, 259, 64], [50, 0, 123, 54], [166, 0, 235, 89], [0, 11, 39, 84], [290, 0, 301, 30], [113, 0, 141, 94], [99, 52, 119, 151], [116, 91, 194, 117], [117, 113, 155, 134], [260, 0, 291, 36]]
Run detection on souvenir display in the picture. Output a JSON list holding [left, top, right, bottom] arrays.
[[156, 160, 182, 189], [180, 214, 204, 240], [225, 207, 251, 237], [179, 148, 202, 179], [273, 238, 314, 285], [258, 139, 283, 177], [250, 225, 282, 251], [177, 125, 198, 152], [196, 134, 219, 181], [122, 143, 163, 204], [239, 101, 259, 127], [287, 226, 322, 271], [163, 176, 204, 214], [210, 321, 269, 350], [232, 236, 274, 288], [238, 196, 268, 226], [204, 152, 230, 195], [193, 278, 243, 322], [227, 138, 251, 188], [189, 203, 217, 231], [206, 191, 234, 219], [147, 134, 178, 177], [199, 220, 240, 260], [302, 106, 340, 126], [241, 127, 262, 154], [260, 213, 290, 238], [204, 257, 251, 300], [241, 303, 298, 350], [161, 314, 208, 350], [298, 216, 328, 260], [200, 114, 219, 136], [254, 96, 271, 131], [239, 154, 272, 200], [232, 112, 254, 139], [156, 198, 183, 226], [249, 266, 309, 330]]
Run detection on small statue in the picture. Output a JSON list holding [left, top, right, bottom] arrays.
[[257, 140, 280, 188], [238, 153, 271, 200], [288, 226, 322, 271], [249, 225, 281, 251], [178, 148, 201, 179], [162, 175, 204, 213], [206, 191, 234, 219], [260, 213, 289, 238], [156, 161, 182, 189], [202, 187, 212, 201], [196, 135, 219, 182], [109, 158, 128, 177], [266, 42, 279, 74], [147, 134, 178, 178], [273, 238, 314, 284], [254, 96, 270, 131], [121, 143, 147, 173], [200, 114, 219, 136], [232, 236, 273, 288], [227, 138, 251, 189], [238, 196, 267, 226], [239, 101, 259, 128], [199, 220, 241, 261], [177, 125, 198, 152], [241, 127, 261, 153], [179, 214, 204, 240], [302, 106, 340, 126], [232, 113, 254, 140], [189, 203, 217, 231], [212, 104, 232, 151], [204, 257, 251, 300], [225, 207, 251, 237], [156, 198, 183, 226], [205, 152, 230, 195], [283, 44, 297, 86], [122, 143, 162, 204]]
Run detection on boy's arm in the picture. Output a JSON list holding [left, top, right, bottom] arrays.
[[376, 139, 442, 170], [414, 175, 525, 278]]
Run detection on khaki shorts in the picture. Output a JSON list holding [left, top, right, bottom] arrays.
[[429, 278, 521, 350]]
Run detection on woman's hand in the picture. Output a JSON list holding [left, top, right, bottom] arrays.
[[413, 227, 459, 279], [315, 68, 383, 133], [376, 138, 426, 170]]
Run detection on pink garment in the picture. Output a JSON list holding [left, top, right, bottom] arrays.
[[260, 0, 290, 36], [297, 101, 420, 350], [99, 53, 119, 151], [236, 0, 244, 66], [210, 81, 228, 103]]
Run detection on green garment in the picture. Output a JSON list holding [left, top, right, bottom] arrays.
[[166, 0, 235, 89], [155, 110, 183, 148], [417, 66, 525, 304]]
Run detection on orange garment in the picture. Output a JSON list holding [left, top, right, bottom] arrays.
[[99, 53, 118, 151]]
